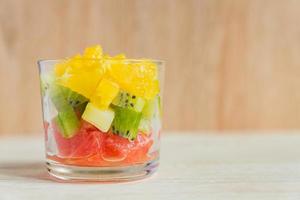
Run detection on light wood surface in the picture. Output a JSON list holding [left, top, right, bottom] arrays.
[[1, 0, 300, 134], [1, 133, 300, 199]]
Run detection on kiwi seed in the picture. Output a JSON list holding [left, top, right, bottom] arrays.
[[132, 95, 136, 99]]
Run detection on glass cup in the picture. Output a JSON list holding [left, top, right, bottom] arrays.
[[38, 59, 164, 182]]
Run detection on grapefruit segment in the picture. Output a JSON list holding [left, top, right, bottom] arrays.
[[51, 119, 154, 166], [53, 121, 101, 158], [101, 133, 134, 162]]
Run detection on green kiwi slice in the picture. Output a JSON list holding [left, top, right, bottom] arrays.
[[112, 90, 145, 112], [111, 106, 142, 140], [62, 87, 88, 116], [49, 84, 81, 138], [63, 87, 88, 108], [54, 106, 80, 138]]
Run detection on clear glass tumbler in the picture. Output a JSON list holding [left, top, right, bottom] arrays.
[[38, 58, 164, 182]]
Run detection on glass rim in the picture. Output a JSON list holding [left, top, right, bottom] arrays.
[[38, 58, 165, 66]]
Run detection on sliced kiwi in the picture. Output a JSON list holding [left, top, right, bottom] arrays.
[[62, 87, 88, 117], [74, 101, 88, 117], [49, 84, 70, 111], [49, 84, 81, 138], [111, 106, 142, 140], [112, 90, 145, 112], [54, 115, 64, 135], [50, 84, 88, 115], [54, 107, 80, 138], [64, 87, 88, 108]]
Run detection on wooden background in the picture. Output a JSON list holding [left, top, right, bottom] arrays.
[[1, 0, 300, 135]]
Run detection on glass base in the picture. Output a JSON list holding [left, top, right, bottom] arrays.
[[46, 159, 159, 182]]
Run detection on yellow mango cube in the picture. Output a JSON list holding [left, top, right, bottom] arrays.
[[54, 45, 159, 101], [59, 70, 103, 98], [54, 47, 106, 98], [57, 59, 104, 98], [83, 45, 103, 59], [107, 60, 159, 99], [91, 78, 119, 109]]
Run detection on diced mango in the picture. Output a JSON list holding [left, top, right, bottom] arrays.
[[55, 62, 68, 77], [107, 60, 159, 99], [83, 45, 103, 59], [90, 78, 119, 109], [54, 45, 160, 100], [54, 47, 105, 98], [57, 60, 105, 98]]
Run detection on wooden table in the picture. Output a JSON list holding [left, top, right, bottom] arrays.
[[1, 133, 300, 199]]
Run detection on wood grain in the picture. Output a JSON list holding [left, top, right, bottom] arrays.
[[1, 0, 300, 134]]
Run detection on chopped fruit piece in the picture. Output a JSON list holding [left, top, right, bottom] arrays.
[[112, 90, 145, 112], [54, 54, 80, 77], [54, 107, 80, 138], [49, 84, 70, 111], [107, 60, 134, 86], [54, 46, 159, 99], [74, 102, 88, 117], [53, 121, 101, 157], [49, 84, 80, 138], [125, 133, 153, 163], [57, 62, 104, 98], [83, 45, 103, 59], [55, 46, 105, 98], [49, 131, 153, 166], [82, 103, 115, 132], [54, 60, 69, 77], [90, 78, 119, 109], [132, 79, 160, 100], [51, 119, 154, 166], [64, 87, 88, 108], [50, 83, 88, 118], [111, 106, 142, 140], [57, 46, 103, 74], [107, 60, 159, 99], [63, 87, 88, 117], [54, 65, 65, 77], [101, 133, 134, 162]]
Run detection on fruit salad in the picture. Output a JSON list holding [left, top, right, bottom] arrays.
[[40, 45, 162, 167]]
